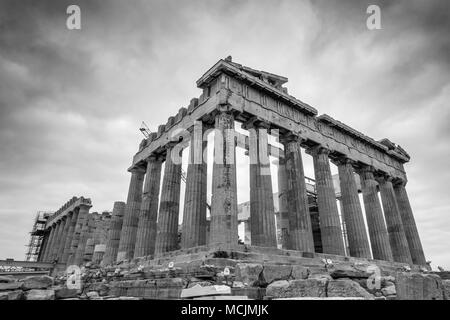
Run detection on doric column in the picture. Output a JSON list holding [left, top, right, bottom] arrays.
[[102, 201, 125, 266], [40, 229, 52, 262], [37, 231, 50, 262], [377, 174, 412, 264], [134, 156, 163, 258], [335, 158, 371, 258], [282, 133, 314, 252], [245, 120, 277, 248], [61, 209, 79, 264], [181, 122, 208, 249], [49, 220, 64, 261], [209, 108, 238, 248], [74, 214, 93, 265], [83, 214, 99, 263], [307, 146, 345, 255], [154, 145, 182, 254], [41, 225, 55, 262], [394, 181, 426, 265], [117, 166, 145, 262], [92, 214, 110, 265], [57, 214, 72, 261], [277, 158, 290, 249], [67, 203, 90, 266], [358, 166, 393, 261]]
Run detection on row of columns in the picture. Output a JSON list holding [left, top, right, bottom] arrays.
[[40, 108, 425, 267], [110, 108, 426, 266]]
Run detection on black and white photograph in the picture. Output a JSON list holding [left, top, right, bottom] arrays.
[[0, 0, 449, 308]]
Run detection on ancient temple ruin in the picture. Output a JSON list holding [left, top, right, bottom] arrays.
[[37, 57, 427, 273]]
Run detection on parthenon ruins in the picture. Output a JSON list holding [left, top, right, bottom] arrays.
[[35, 56, 426, 272]]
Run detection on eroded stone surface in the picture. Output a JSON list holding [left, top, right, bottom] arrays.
[[26, 289, 55, 300], [327, 279, 374, 300], [266, 279, 327, 298]]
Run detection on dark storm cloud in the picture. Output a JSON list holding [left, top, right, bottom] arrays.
[[0, 0, 448, 268]]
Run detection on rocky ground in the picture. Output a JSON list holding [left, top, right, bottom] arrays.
[[1, 259, 449, 300]]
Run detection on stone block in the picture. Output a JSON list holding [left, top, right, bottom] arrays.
[[291, 265, 309, 279], [0, 282, 23, 291], [266, 279, 327, 299], [235, 263, 263, 286], [442, 280, 450, 300], [55, 287, 79, 299], [423, 274, 443, 300], [327, 279, 374, 300], [329, 264, 371, 279], [86, 291, 100, 299], [6, 290, 24, 300], [21, 275, 53, 290], [181, 284, 231, 298], [262, 264, 292, 284], [26, 289, 55, 300], [381, 284, 396, 296], [0, 276, 16, 283], [396, 272, 443, 300]]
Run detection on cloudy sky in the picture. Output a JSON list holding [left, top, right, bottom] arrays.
[[0, 0, 449, 268]]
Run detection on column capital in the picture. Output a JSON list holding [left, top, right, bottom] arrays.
[[241, 117, 271, 131], [330, 155, 357, 167], [374, 172, 393, 184], [280, 131, 306, 145], [305, 144, 330, 157], [147, 153, 164, 163], [393, 177, 407, 187]]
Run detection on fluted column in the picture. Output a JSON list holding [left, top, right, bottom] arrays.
[[134, 156, 163, 258], [246, 120, 277, 248], [181, 122, 208, 249], [42, 228, 55, 262], [209, 108, 238, 248], [377, 175, 412, 264], [282, 134, 314, 252], [67, 203, 90, 266], [61, 209, 79, 264], [74, 214, 93, 265], [358, 166, 393, 261], [154, 145, 182, 254], [277, 157, 290, 249], [57, 215, 71, 261], [394, 181, 426, 265], [102, 201, 125, 266], [117, 166, 145, 262], [308, 146, 345, 255], [37, 232, 50, 262], [83, 214, 99, 263], [336, 158, 371, 258], [92, 215, 110, 265], [49, 219, 63, 262]]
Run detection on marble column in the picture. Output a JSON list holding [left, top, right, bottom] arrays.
[[134, 156, 163, 258], [49, 220, 64, 261], [394, 181, 426, 265], [41, 226, 54, 262], [282, 134, 314, 252], [61, 209, 79, 264], [377, 175, 412, 264], [336, 158, 371, 258], [246, 121, 277, 248], [117, 167, 145, 262], [74, 214, 93, 265], [39, 230, 51, 262], [181, 122, 208, 249], [37, 232, 49, 262], [67, 203, 90, 266], [154, 145, 182, 254], [209, 109, 238, 248], [277, 157, 290, 249], [358, 166, 393, 261], [83, 214, 99, 263], [102, 201, 125, 266], [308, 146, 345, 255], [92, 215, 110, 265], [57, 214, 71, 261]]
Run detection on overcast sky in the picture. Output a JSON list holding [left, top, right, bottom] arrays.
[[0, 0, 449, 269]]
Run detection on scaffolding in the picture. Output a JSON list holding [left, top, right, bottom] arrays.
[[25, 211, 51, 262]]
